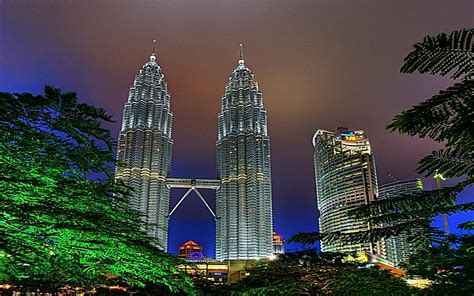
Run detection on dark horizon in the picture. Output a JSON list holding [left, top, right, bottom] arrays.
[[1, 0, 473, 257]]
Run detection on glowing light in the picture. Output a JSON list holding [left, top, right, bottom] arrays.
[[338, 131, 364, 141], [189, 251, 204, 261], [434, 170, 446, 181]]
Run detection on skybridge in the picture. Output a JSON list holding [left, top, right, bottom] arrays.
[[166, 178, 221, 221]]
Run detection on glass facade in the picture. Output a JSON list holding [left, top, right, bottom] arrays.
[[215, 57, 273, 260], [115, 51, 173, 250], [379, 179, 429, 268], [312, 128, 378, 253]]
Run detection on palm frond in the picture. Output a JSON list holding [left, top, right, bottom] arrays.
[[350, 185, 462, 221], [401, 28, 474, 79], [289, 221, 433, 245], [418, 148, 474, 178], [387, 79, 473, 142], [288, 232, 323, 246], [457, 220, 474, 230]]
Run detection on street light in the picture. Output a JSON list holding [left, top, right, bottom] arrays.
[[434, 170, 449, 235]]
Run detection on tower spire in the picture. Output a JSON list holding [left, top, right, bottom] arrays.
[[150, 39, 157, 62], [152, 39, 156, 55], [239, 43, 245, 64]]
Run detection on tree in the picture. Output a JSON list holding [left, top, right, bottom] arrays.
[[0, 86, 194, 294], [214, 250, 415, 296], [404, 235, 474, 295]]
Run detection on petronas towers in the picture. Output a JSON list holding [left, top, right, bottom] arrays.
[[216, 52, 273, 260], [116, 47, 173, 250], [115, 43, 273, 260]]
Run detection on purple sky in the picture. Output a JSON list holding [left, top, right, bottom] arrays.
[[1, 0, 472, 256]]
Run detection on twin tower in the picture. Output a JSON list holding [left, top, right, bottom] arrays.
[[115, 43, 273, 260]]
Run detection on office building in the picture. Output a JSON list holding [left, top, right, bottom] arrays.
[[379, 179, 429, 268], [312, 128, 379, 253]]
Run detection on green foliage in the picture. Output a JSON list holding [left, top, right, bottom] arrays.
[[388, 79, 473, 177], [405, 235, 474, 295], [400, 28, 473, 79], [0, 86, 194, 293], [288, 232, 324, 246], [330, 267, 414, 296], [217, 250, 415, 296]]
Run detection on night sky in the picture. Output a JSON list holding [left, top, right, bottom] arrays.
[[1, 0, 473, 257]]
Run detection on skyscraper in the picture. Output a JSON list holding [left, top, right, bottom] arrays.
[[379, 179, 428, 267], [215, 46, 273, 260], [116, 42, 173, 250], [312, 128, 379, 254]]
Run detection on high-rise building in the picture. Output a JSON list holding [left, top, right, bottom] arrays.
[[379, 179, 428, 268], [116, 43, 173, 250], [312, 128, 379, 254], [215, 46, 273, 260]]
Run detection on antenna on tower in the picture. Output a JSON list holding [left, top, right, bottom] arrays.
[[239, 43, 244, 60], [152, 39, 157, 55]]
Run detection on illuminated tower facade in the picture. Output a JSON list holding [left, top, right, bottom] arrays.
[[379, 179, 429, 267], [312, 128, 379, 254], [215, 47, 273, 260], [116, 43, 173, 250]]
